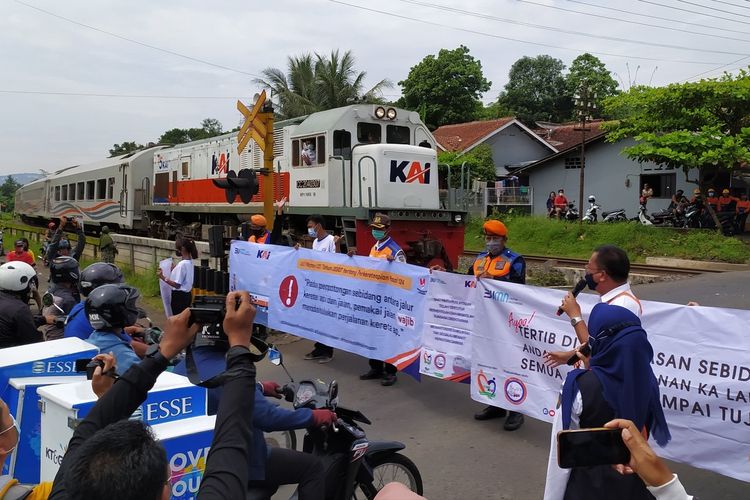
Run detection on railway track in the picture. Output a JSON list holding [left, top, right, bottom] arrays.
[[462, 251, 720, 276]]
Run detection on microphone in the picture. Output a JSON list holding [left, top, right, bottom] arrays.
[[556, 278, 587, 316]]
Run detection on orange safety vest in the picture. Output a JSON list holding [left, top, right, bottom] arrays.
[[735, 200, 750, 214], [606, 291, 643, 316], [473, 253, 512, 279], [248, 230, 270, 244], [369, 238, 403, 260]]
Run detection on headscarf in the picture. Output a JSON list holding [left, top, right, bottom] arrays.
[[561, 303, 671, 446]]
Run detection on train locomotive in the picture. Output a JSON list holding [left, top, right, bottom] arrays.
[[16, 104, 466, 268]]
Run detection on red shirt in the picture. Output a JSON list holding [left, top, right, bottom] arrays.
[[554, 195, 568, 208], [6, 250, 34, 265]]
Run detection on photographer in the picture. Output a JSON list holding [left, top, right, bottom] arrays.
[[46, 218, 86, 263], [49, 292, 258, 500]]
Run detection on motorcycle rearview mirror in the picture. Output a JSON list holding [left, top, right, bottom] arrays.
[[328, 380, 339, 409], [268, 345, 294, 382], [42, 291, 54, 308]]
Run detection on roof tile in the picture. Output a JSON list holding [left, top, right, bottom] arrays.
[[433, 117, 515, 152]]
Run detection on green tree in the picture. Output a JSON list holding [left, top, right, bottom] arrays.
[[255, 50, 391, 120], [438, 143, 497, 187], [566, 53, 619, 118], [158, 128, 192, 145], [0, 176, 21, 213], [108, 141, 143, 157], [398, 46, 491, 129], [498, 55, 572, 126], [604, 71, 750, 227], [201, 118, 223, 136], [474, 101, 512, 121]]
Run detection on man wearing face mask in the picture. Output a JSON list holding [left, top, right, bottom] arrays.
[[470, 220, 527, 430], [359, 214, 405, 386], [544, 244, 642, 369]]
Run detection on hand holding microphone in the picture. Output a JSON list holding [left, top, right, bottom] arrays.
[[556, 279, 587, 317]]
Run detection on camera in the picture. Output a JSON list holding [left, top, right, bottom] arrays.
[[75, 358, 105, 380], [189, 295, 240, 348]]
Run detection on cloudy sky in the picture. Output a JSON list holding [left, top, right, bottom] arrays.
[[2, 0, 748, 175]]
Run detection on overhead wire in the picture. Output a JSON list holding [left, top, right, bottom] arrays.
[[327, 0, 726, 65], [707, 0, 750, 11], [637, 0, 750, 26], [676, 0, 750, 17], [396, 0, 750, 56], [0, 90, 239, 99]]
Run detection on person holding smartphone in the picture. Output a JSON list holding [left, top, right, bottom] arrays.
[[543, 303, 670, 500]]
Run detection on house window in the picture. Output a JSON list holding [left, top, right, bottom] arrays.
[[61, 185, 68, 201], [564, 157, 582, 169], [77, 182, 85, 200], [86, 180, 95, 200], [357, 122, 381, 144], [96, 179, 106, 199], [333, 130, 352, 159], [107, 177, 115, 199], [386, 125, 410, 145], [55, 186, 60, 201], [641, 173, 677, 198]]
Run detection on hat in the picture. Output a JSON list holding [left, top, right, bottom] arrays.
[[250, 214, 267, 227], [101, 226, 110, 234], [369, 213, 391, 229], [483, 220, 507, 237], [722, 189, 730, 195]]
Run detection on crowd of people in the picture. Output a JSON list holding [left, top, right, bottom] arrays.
[[0, 206, 701, 500]]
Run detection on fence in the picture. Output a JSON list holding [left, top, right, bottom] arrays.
[[445, 186, 533, 216]]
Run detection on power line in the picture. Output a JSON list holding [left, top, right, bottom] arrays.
[[683, 56, 750, 81], [397, 0, 750, 56], [564, 0, 750, 38], [677, 0, 750, 17], [0, 90, 239, 99], [328, 0, 724, 65], [13, 0, 264, 79], [637, 0, 750, 26], [708, 0, 750, 11]]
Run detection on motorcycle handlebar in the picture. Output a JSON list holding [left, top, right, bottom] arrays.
[[281, 384, 296, 402]]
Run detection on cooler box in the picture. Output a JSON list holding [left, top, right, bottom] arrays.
[[155, 415, 217, 499], [0, 337, 98, 390], [38, 371, 208, 482], [1, 376, 87, 483]]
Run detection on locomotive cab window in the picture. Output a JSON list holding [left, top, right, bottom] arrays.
[[181, 158, 190, 179], [293, 135, 325, 167], [54, 186, 60, 201], [357, 123, 381, 144], [333, 130, 352, 159], [86, 180, 95, 200], [386, 125, 410, 145], [96, 179, 106, 199]]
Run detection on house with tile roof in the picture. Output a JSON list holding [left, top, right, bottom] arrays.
[[432, 118, 558, 178]]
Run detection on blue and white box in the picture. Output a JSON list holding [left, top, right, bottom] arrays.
[[38, 371, 208, 483]]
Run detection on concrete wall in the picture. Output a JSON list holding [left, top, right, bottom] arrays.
[[483, 124, 554, 177], [528, 139, 698, 217], [111, 234, 214, 273]]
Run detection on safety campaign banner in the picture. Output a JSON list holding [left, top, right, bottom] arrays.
[[230, 242, 429, 371], [420, 271, 477, 383], [469, 279, 750, 482]]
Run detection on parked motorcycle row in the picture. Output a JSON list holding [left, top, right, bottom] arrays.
[[554, 196, 747, 235]]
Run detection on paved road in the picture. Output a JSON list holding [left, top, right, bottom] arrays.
[[33, 264, 749, 499]]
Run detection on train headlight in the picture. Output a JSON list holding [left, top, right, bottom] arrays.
[[386, 107, 397, 120], [374, 106, 386, 119], [454, 214, 463, 223]]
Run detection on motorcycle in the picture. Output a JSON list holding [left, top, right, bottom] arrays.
[[563, 202, 579, 222], [581, 197, 600, 224], [248, 347, 424, 500], [601, 208, 628, 223], [637, 204, 654, 226]]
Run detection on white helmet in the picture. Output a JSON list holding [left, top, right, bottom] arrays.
[[0, 261, 36, 292], [588, 195, 596, 202]]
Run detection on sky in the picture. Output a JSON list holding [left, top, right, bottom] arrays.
[[2, 0, 749, 175]]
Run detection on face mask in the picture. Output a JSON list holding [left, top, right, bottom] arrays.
[[584, 273, 598, 291], [372, 229, 386, 240], [308, 227, 317, 237], [486, 241, 503, 255], [175, 249, 182, 256], [708, 192, 715, 197], [251, 228, 265, 237]]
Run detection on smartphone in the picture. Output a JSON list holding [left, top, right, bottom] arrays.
[[566, 343, 592, 366], [557, 428, 630, 468], [74, 358, 92, 373], [74, 358, 104, 380]]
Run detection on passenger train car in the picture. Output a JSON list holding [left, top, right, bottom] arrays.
[[16, 104, 466, 267]]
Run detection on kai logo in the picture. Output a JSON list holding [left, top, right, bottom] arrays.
[[465, 280, 477, 288], [256, 250, 271, 260], [389, 160, 431, 184]]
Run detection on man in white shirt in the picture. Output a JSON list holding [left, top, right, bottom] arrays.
[[545, 245, 641, 367], [301, 215, 336, 363]]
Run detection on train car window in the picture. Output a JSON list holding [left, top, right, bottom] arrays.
[[357, 123, 381, 144], [181, 160, 190, 179], [86, 180, 95, 200], [292, 140, 300, 167], [386, 125, 410, 145], [55, 186, 60, 201], [68, 183, 76, 201], [77, 182, 85, 200], [96, 179, 106, 199], [107, 177, 115, 199], [333, 130, 352, 159], [61, 185, 68, 201]]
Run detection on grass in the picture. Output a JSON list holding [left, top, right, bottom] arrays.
[[465, 211, 750, 264]]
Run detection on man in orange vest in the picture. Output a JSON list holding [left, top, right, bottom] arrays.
[[735, 193, 750, 234], [246, 197, 286, 244], [359, 213, 405, 387], [705, 188, 720, 212], [718, 188, 737, 212], [471, 219, 527, 431]]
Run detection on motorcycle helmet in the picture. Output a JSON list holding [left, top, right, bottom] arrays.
[[58, 239, 72, 250], [0, 261, 36, 293], [85, 284, 140, 330], [588, 195, 596, 203], [722, 189, 730, 195], [50, 256, 80, 284], [79, 262, 124, 297]]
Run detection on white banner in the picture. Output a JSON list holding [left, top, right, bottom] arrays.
[[420, 271, 477, 382], [469, 279, 750, 483]]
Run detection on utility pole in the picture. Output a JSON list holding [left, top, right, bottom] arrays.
[[574, 82, 596, 225]]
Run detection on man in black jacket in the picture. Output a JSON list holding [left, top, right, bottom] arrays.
[[0, 261, 43, 348], [49, 291, 258, 500], [46, 218, 86, 262]]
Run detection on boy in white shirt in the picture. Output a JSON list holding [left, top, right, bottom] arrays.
[[301, 215, 336, 362]]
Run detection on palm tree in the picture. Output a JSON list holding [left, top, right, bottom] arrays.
[[254, 50, 392, 119]]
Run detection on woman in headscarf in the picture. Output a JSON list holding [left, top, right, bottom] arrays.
[[544, 303, 671, 500]]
